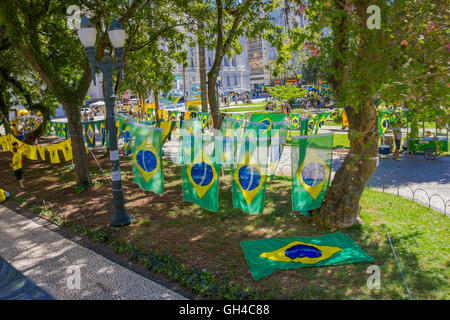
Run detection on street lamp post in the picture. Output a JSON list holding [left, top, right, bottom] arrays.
[[78, 16, 131, 227]]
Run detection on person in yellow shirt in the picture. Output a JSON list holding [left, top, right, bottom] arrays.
[[10, 142, 24, 190]]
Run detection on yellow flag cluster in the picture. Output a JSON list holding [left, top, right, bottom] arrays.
[[0, 134, 73, 164]]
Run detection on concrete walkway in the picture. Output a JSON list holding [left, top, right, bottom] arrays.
[[0, 205, 187, 300]]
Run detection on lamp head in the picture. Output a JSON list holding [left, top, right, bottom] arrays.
[[78, 16, 97, 48], [108, 19, 126, 48]]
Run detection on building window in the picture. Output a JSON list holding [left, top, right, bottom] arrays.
[[226, 76, 231, 86], [224, 56, 229, 67], [234, 75, 238, 86], [208, 56, 212, 67], [232, 56, 237, 67]]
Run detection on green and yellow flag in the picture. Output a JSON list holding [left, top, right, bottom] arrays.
[[250, 113, 287, 135], [290, 113, 301, 129], [131, 123, 164, 194], [291, 133, 333, 215], [84, 122, 96, 147], [45, 122, 52, 135], [182, 134, 222, 212], [241, 232, 374, 281], [313, 113, 330, 133], [268, 121, 288, 180], [96, 120, 106, 145], [197, 112, 211, 130], [122, 124, 132, 155], [158, 120, 176, 145], [231, 122, 269, 214], [220, 118, 244, 167]]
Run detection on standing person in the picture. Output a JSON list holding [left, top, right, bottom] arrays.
[[10, 142, 24, 190], [393, 120, 403, 161]]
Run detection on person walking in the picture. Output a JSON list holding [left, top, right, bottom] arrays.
[[393, 120, 403, 161], [10, 142, 24, 190]]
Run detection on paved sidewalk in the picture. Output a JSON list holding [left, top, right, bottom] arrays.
[[0, 205, 187, 300]]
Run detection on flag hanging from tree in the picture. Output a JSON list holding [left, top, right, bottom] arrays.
[[84, 122, 96, 147], [314, 113, 330, 133], [131, 123, 164, 194], [158, 120, 176, 145], [241, 232, 374, 281], [96, 120, 106, 145], [182, 134, 222, 212], [122, 124, 132, 155], [291, 133, 333, 215], [231, 122, 269, 214], [268, 121, 289, 180], [249, 113, 287, 135]]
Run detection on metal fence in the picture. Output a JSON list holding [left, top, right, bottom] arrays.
[[378, 185, 449, 215]]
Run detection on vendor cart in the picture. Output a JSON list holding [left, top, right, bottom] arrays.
[[406, 119, 449, 160]]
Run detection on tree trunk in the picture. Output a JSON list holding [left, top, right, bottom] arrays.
[[63, 102, 91, 186], [207, 72, 222, 129], [198, 42, 208, 113], [313, 101, 379, 229], [154, 88, 160, 125]]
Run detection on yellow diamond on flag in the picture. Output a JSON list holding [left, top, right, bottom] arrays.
[[297, 149, 330, 200], [187, 151, 218, 199], [234, 152, 266, 205], [260, 240, 342, 264], [87, 124, 95, 144], [133, 138, 160, 183]]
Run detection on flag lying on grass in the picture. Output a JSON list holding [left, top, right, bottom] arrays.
[[241, 232, 374, 281], [291, 133, 333, 215], [131, 123, 164, 194]]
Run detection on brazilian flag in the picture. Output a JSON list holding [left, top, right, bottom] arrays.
[[249, 113, 287, 135], [290, 113, 301, 129], [306, 118, 315, 134], [378, 113, 390, 135], [313, 113, 330, 133], [241, 232, 374, 281], [158, 120, 176, 145], [96, 120, 106, 145], [231, 113, 245, 122], [220, 118, 245, 167], [62, 123, 69, 138], [131, 123, 164, 194], [182, 134, 222, 212], [55, 122, 62, 137], [146, 109, 154, 122], [268, 121, 288, 180], [84, 122, 96, 147], [231, 122, 269, 214], [197, 112, 210, 130], [330, 110, 338, 120], [179, 118, 203, 165], [291, 133, 333, 215], [122, 124, 133, 155], [45, 122, 52, 136]]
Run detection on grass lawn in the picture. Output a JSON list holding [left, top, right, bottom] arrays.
[[286, 131, 350, 149], [220, 106, 268, 113], [1, 147, 448, 300]]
